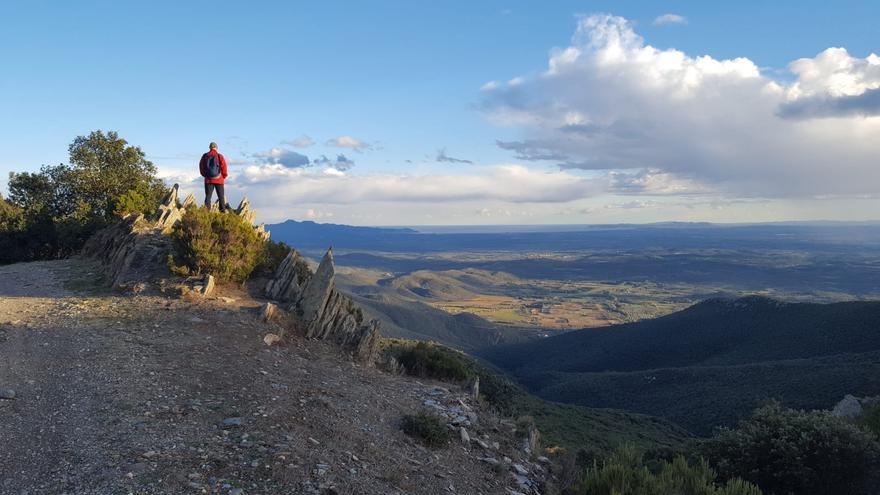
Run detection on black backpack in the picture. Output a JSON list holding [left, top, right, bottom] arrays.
[[205, 153, 222, 178]]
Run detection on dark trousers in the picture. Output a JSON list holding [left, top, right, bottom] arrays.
[[205, 183, 226, 211]]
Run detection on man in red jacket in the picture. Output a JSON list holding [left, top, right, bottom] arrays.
[[199, 142, 229, 212]]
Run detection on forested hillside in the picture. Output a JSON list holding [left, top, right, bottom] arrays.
[[480, 296, 880, 433]]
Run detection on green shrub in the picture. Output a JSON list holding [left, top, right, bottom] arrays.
[[703, 402, 880, 495], [391, 341, 474, 382], [170, 207, 266, 283], [567, 445, 762, 495], [401, 411, 451, 447], [860, 403, 880, 437]]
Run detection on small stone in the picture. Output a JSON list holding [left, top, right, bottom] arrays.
[[229, 489, 243, 495], [222, 417, 242, 428], [201, 274, 215, 296], [537, 456, 550, 464], [512, 463, 528, 476], [479, 457, 500, 465], [459, 427, 470, 443], [250, 460, 260, 468], [451, 415, 469, 426], [263, 333, 282, 346], [0, 389, 16, 400], [260, 302, 277, 323]]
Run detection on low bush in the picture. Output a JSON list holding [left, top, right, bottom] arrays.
[[380, 338, 689, 452], [702, 402, 880, 495], [860, 403, 880, 437], [566, 445, 762, 495], [170, 207, 266, 283], [401, 411, 450, 447], [391, 341, 474, 382]]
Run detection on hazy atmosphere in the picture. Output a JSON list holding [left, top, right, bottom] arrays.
[[3, 1, 880, 225]]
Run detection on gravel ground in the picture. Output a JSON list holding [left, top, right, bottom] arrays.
[[0, 259, 548, 495]]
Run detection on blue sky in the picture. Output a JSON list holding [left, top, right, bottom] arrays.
[[2, 1, 880, 225]]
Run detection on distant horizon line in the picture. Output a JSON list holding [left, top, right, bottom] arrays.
[[268, 218, 880, 233]]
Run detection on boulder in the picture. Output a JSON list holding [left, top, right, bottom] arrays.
[[832, 394, 864, 418]]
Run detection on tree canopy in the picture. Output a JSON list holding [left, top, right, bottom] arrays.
[[2, 130, 167, 262]]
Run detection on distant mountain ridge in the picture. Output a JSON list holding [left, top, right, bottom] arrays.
[[479, 295, 880, 433], [267, 219, 880, 256]]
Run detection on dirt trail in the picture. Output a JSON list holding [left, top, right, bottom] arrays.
[[0, 259, 541, 495]]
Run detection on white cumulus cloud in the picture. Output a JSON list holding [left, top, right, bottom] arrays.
[[481, 14, 880, 198]]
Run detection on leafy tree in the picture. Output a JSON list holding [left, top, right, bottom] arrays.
[[703, 402, 880, 495], [2, 130, 167, 263], [67, 130, 166, 219]]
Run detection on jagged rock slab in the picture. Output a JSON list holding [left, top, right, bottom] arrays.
[[264, 251, 312, 303], [265, 247, 381, 364]]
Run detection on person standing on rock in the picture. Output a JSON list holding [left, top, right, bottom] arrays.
[[199, 142, 229, 212]]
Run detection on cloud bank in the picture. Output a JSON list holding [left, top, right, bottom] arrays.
[[481, 14, 880, 198], [234, 163, 604, 205]]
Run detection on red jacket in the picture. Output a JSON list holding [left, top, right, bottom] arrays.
[[199, 150, 228, 185]]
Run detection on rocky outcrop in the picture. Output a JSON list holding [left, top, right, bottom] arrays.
[[264, 250, 312, 302], [81, 183, 377, 361], [82, 184, 267, 291], [265, 248, 381, 364]]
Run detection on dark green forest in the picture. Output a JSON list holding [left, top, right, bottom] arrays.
[[479, 296, 880, 433]]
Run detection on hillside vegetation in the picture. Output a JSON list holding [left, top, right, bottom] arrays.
[[480, 296, 880, 433], [380, 340, 689, 452], [0, 130, 166, 263]]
